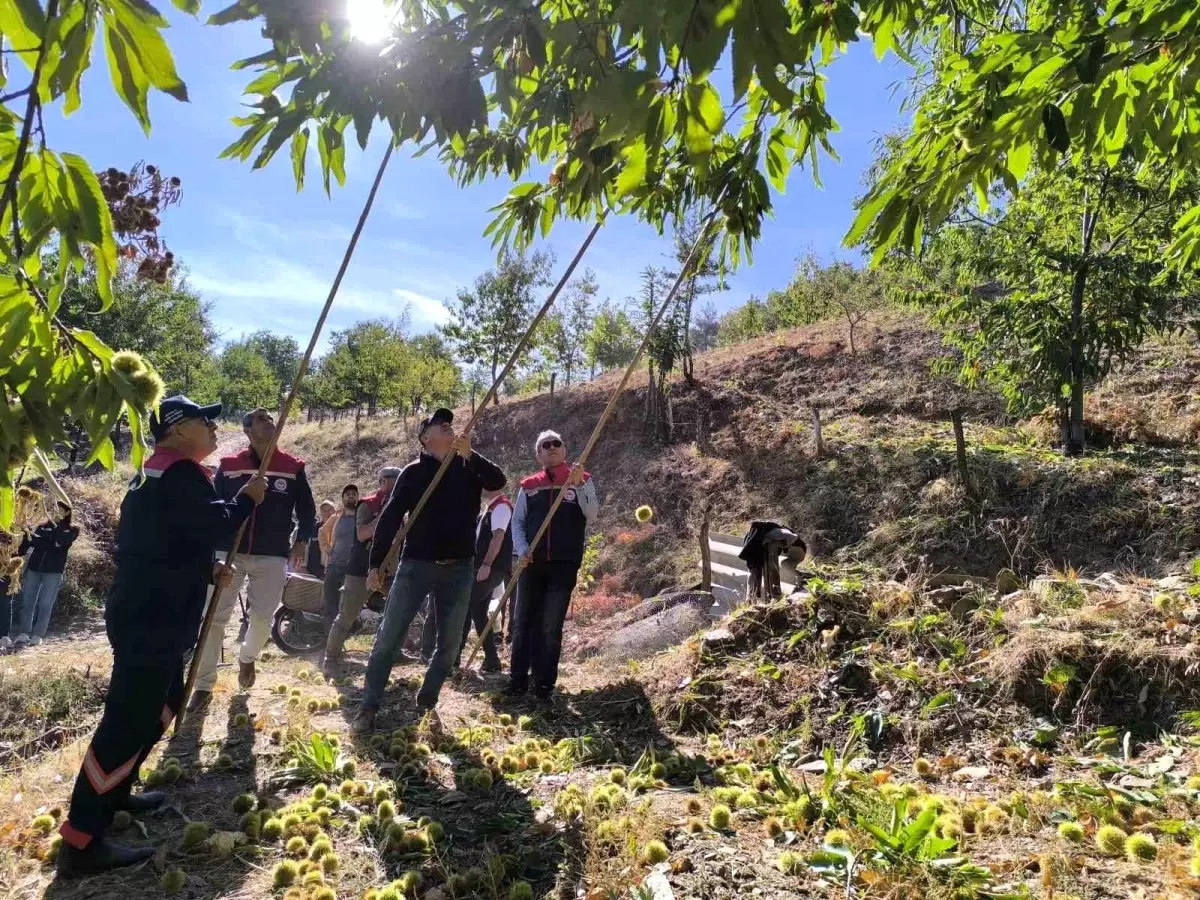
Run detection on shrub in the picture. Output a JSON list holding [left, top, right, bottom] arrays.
[[180, 822, 209, 850], [232, 793, 256, 815]]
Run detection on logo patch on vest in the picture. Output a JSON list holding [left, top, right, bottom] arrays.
[[564, 489, 577, 502], [274, 478, 288, 492]]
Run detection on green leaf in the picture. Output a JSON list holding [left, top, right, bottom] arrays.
[[60, 153, 118, 308], [71, 329, 115, 363], [86, 435, 115, 468], [108, 0, 189, 102], [290, 126, 309, 191], [1041, 103, 1070, 154], [0, 0, 46, 66], [169, 0, 201, 13], [615, 140, 646, 196], [921, 691, 954, 714], [103, 18, 151, 131]]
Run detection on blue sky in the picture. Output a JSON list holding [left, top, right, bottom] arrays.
[[48, 8, 909, 349]]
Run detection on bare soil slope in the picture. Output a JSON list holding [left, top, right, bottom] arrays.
[[289, 312, 1200, 595]]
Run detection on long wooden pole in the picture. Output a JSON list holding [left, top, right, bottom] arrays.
[[464, 211, 720, 669], [371, 219, 604, 584], [176, 143, 395, 727]]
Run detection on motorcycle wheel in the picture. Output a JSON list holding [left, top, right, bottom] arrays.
[[271, 606, 326, 657]]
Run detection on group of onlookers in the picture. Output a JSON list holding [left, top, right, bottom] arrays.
[[0, 500, 80, 652]]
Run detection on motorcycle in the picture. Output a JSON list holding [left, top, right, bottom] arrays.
[[238, 572, 425, 658]]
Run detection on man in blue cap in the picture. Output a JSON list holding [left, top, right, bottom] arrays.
[[57, 397, 267, 878]]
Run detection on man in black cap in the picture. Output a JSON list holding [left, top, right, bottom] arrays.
[[57, 397, 267, 878], [352, 408, 506, 732]]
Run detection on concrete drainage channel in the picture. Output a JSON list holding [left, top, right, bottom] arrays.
[[705, 532, 801, 617]]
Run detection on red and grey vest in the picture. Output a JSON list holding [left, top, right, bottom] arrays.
[[519, 464, 590, 565], [214, 447, 312, 557], [475, 496, 514, 573]]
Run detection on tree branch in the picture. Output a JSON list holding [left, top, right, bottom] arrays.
[[0, 0, 58, 242]]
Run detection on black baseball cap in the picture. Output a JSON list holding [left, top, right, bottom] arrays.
[[418, 407, 454, 437], [150, 396, 222, 440]]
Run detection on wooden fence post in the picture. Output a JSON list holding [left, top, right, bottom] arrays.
[[699, 500, 712, 593], [951, 408, 972, 496], [811, 406, 825, 458]]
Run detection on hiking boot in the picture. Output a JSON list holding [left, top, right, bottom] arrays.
[[350, 708, 377, 734], [56, 837, 155, 879], [321, 654, 341, 678], [0, 636, 11, 652], [29, 635, 42, 647], [186, 690, 212, 714], [238, 661, 256, 690], [418, 707, 444, 739], [481, 656, 502, 674], [534, 686, 554, 704], [118, 791, 166, 813], [12, 633, 29, 647], [502, 680, 528, 698]]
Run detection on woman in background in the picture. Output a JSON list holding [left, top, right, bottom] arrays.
[[13, 501, 79, 646]]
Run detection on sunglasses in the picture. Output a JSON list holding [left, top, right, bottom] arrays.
[[540, 439, 563, 450]]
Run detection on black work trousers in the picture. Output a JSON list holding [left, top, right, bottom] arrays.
[[456, 566, 504, 668], [60, 648, 183, 849], [509, 561, 579, 694]]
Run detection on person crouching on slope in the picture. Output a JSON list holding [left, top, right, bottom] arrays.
[[189, 407, 316, 710], [352, 408, 506, 732], [57, 397, 266, 878], [506, 429, 597, 701]]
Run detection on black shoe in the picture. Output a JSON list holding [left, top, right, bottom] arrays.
[[534, 687, 554, 703], [482, 657, 502, 674], [502, 680, 528, 698], [118, 791, 165, 812], [56, 837, 155, 879]]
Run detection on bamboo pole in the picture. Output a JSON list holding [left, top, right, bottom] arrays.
[[464, 211, 721, 669], [369, 219, 604, 588], [176, 142, 395, 727]]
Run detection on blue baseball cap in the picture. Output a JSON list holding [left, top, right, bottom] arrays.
[[150, 396, 222, 440]]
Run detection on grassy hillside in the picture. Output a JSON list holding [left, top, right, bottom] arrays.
[[288, 312, 1200, 598]]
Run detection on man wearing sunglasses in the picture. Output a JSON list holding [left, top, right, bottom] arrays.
[[57, 397, 267, 877], [352, 407, 506, 732], [189, 407, 316, 709], [507, 429, 598, 701]]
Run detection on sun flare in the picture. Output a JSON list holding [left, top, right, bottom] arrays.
[[346, 0, 394, 43]]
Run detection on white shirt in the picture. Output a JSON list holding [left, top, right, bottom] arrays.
[[478, 501, 512, 541]]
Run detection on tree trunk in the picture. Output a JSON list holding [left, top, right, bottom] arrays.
[[355, 404, 362, 424], [682, 279, 696, 383], [549, 371, 557, 399], [951, 408, 971, 496], [590, 360, 597, 380], [491, 349, 500, 406], [1066, 263, 1088, 456], [847, 313, 857, 357], [367, 394, 377, 417], [811, 406, 824, 458]]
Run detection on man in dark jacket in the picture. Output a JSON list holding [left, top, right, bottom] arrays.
[[12, 501, 78, 645], [456, 486, 512, 672], [57, 397, 266, 878], [508, 429, 598, 700], [189, 408, 316, 708], [353, 408, 505, 731]]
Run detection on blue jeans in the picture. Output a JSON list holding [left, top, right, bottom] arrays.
[[18, 569, 64, 638], [362, 559, 473, 711]]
